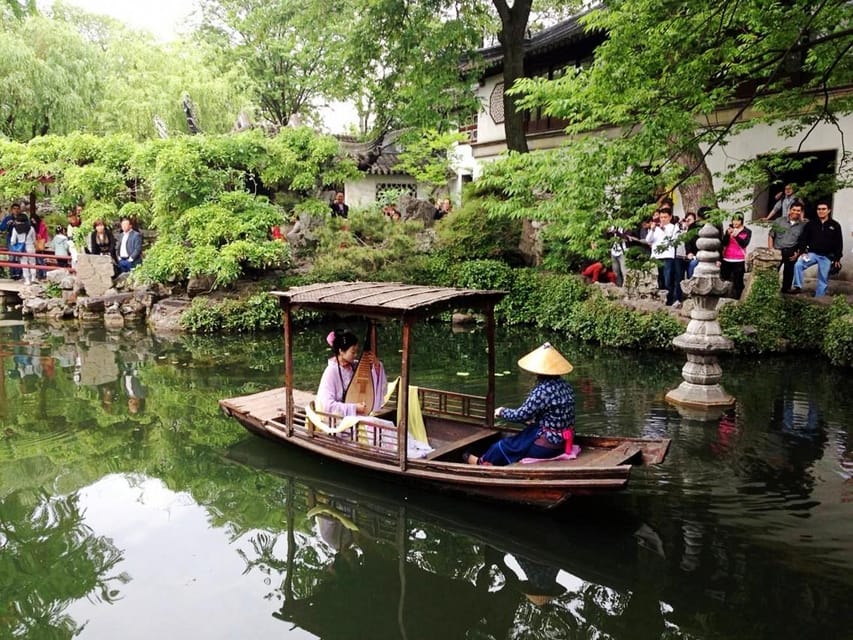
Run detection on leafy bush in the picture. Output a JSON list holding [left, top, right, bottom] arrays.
[[308, 210, 426, 283], [118, 202, 151, 229], [137, 191, 291, 286], [435, 193, 522, 263], [721, 270, 853, 356], [180, 292, 281, 334], [823, 313, 853, 367], [452, 259, 516, 291], [409, 251, 456, 287], [719, 271, 787, 352], [529, 272, 591, 329], [565, 292, 681, 349]]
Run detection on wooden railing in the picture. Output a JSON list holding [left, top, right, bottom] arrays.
[[0, 249, 73, 273], [417, 387, 487, 423]]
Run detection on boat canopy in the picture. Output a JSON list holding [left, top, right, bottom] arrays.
[[271, 282, 507, 319]]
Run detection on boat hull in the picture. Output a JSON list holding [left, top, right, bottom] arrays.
[[220, 388, 669, 509]]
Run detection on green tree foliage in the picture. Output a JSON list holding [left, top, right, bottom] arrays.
[[198, 0, 355, 127], [395, 129, 469, 194], [0, 5, 245, 142], [482, 0, 853, 257], [132, 128, 356, 285], [341, 0, 488, 136], [0, 491, 125, 638], [0, 16, 103, 140], [0, 128, 355, 287], [142, 192, 291, 285], [50, 2, 247, 140], [1, 0, 36, 20], [92, 34, 246, 140]]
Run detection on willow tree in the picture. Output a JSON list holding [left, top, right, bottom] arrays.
[[0, 16, 103, 140], [481, 0, 853, 258], [1, 0, 36, 19]]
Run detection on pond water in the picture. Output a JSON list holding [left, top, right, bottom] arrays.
[[0, 316, 851, 639]]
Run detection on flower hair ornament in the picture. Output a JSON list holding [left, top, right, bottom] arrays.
[[326, 331, 336, 347]]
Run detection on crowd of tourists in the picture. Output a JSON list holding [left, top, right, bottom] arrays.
[[594, 186, 845, 304], [0, 202, 144, 282]]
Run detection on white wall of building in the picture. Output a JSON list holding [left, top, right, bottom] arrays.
[[474, 76, 506, 146], [467, 71, 852, 277], [704, 114, 852, 264], [344, 175, 430, 208]]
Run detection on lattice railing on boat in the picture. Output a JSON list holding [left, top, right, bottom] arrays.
[[417, 387, 487, 423], [288, 406, 401, 458]]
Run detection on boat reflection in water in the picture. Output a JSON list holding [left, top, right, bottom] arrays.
[[227, 438, 673, 639]]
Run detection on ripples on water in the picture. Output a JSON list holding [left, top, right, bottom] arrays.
[[0, 319, 851, 639]]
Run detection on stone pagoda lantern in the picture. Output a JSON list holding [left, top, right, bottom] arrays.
[[665, 223, 735, 416]]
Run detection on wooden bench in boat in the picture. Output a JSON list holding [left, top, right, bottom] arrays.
[[522, 442, 643, 468], [423, 429, 499, 461], [577, 442, 643, 466]]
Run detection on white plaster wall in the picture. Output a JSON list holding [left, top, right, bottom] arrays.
[[344, 174, 431, 208], [704, 113, 852, 276], [475, 77, 507, 145], [465, 91, 851, 268]]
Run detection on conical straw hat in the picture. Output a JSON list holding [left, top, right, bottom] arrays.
[[517, 342, 573, 376]]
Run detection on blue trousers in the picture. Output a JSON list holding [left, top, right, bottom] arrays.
[[657, 258, 680, 305], [793, 253, 831, 296], [480, 425, 563, 466]]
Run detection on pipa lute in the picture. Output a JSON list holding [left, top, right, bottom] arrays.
[[344, 333, 376, 411]]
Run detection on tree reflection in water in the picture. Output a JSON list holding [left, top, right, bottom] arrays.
[[0, 322, 850, 638], [230, 470, 671, 640], [0, 490, 126, 638]]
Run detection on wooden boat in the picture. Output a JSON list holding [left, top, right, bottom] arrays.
[[219, 281, 670, 509]]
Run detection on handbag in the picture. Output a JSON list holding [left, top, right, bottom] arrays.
[[35, 238, 46, 252]]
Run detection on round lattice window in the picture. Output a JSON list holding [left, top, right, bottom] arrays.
[[489, 82, 505, 124]]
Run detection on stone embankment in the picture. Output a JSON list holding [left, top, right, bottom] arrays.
[[7, 248, 851, 333], [6, 254, 175, 330]]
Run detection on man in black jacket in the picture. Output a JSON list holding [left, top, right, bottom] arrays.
[[792, 200, 843, 297], [329, 192, 349, 218]]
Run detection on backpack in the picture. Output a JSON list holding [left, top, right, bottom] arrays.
[[13, 218, 30, 235]]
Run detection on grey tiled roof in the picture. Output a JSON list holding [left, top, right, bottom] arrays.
[[466, 11, 599, 75]]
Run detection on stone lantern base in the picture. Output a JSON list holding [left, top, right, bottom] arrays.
[[666, 382, 734, 420]]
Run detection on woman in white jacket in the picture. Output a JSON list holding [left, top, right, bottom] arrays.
[[10, 214, 36, 284]]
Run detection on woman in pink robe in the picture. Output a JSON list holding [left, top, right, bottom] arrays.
[[317, 329, 387, 417]]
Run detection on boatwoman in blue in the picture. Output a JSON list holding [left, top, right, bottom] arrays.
[[464, 342, 575, 466]]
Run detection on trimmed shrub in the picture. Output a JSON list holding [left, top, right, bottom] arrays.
[[566, 292, 681, 349], [180, 292, 280, 334], [719, 271, 788, 353], [721, 270, 853, 358], [435, 194, 522, 263], [824, 313, 853, 367]]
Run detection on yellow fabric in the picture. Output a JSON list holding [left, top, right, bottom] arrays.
[[306, 380, 429, 446], [305, 401, 364, 434], [401, 385, 429, 443], [383, 377, 400, 407], [306, 506, 359, 531]]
